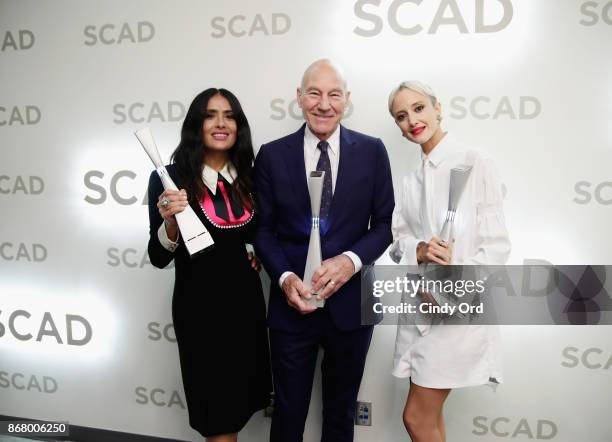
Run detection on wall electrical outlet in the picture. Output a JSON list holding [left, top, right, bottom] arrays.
[[355, 401, 372, 426]]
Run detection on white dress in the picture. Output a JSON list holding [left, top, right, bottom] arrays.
[[390, 134, 511, 388]]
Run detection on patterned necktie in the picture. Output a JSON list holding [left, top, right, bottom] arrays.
[[316, 140, 333, 221]]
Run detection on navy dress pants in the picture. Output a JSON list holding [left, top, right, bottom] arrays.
[[269, 308, 373, 442]]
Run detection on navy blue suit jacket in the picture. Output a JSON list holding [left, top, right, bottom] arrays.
[[254, 124, 394, 332]]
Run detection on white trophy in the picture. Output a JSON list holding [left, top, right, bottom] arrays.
[[438, 164, 473, 243], [135, 127, 215, 257], [424, 163, 474, 319], [303, 171, 325, 307]]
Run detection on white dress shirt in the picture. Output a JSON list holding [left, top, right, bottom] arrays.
[[158, 163, 237, 251], [278, 125, 362, 288], [390, 134, 511, 266], [390, 133, 511, 388], [303, 122, 340, 192]]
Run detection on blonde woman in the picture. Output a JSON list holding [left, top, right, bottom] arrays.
[[388, 81, 511, 442]]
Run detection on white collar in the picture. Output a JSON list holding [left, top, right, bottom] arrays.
[[202, 162, 237, 195], [304, 124, 340, 155], [421, 132, 455, 167]]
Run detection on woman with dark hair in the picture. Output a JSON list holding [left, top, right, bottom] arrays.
[[147, 88, 272, 442]]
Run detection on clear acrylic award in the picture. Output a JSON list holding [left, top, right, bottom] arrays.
[[303, 171, 325, 307]]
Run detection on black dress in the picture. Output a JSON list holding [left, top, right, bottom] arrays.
[[147, 164, 272, 437]]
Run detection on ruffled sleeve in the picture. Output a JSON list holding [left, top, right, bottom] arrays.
[[460, 154, 511, 265]]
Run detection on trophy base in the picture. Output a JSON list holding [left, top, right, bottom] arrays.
[[310, 296, 325, 308], [304, 289, 325, 308]]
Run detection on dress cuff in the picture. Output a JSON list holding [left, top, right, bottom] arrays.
[[389, 237, 423, 266], [279, 271, 295, 289], [157, 222, 179, 252], [342, 251, 362, 274]]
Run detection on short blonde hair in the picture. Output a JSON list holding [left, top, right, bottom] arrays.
[[388, 80, 438, 115]]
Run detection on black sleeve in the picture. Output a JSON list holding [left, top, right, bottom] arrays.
[[147, 170, 175, 268], [347, 138, 395, 264]]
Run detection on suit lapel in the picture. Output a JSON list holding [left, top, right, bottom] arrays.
[[327, 125, 357, 233], [283, 124, 310, 218]]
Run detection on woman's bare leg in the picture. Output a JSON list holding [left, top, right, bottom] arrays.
[[403, 381, 451, 442]]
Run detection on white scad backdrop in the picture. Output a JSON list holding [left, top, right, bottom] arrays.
[[1, 1, 611, 441]]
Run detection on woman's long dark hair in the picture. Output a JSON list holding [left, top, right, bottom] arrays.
[[171, 88, 254, 208]]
